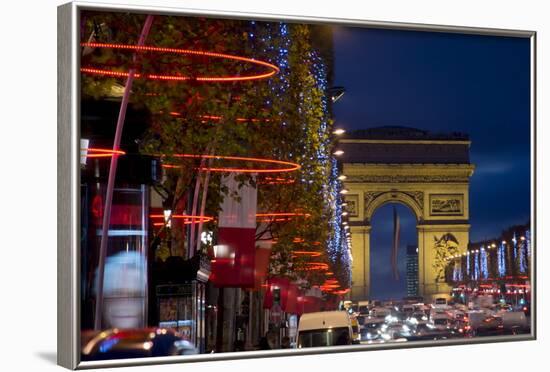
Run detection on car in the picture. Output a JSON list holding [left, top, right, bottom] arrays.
[[359, 318, 385, 342], [467, 310, 490, 330], [448, 309, 467, 322], [429, 314, 453, 331], [406, 311, 428, 326], [432, 297, 451, 310], [473, 316, 506, 337], [297, 311, 357, 348], [402, 304, 415, 315], [379, 322, 409, 341], [453, 303, 468, 312], [412, 303, 430, 314], [370, 307, 391, 319], [357, 300, 370, 315], [81, 328, 197, 361], [406, 328, 456, 341], [430, 307, 451, 320], [451, 319, 474, 337]]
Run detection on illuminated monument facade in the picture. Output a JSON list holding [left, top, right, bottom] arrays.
[[340, 127, 475, 302]]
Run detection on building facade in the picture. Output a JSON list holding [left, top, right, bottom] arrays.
[[406, 244, 419, 297]]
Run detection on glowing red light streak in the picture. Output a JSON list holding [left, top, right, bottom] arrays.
[[256, 212, 311, 218], [292, 251, 322, 258], [161, 154, 300, 174], [320, 284, 340, 289], [149, 214, 214, 224], [300, 262, 329, 271], [83, 148, 126, 158], [258, 176, 295, 185], [81, 42, 279, 83]]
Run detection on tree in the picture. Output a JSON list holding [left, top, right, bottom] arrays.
[[81, 12, 350, 288]]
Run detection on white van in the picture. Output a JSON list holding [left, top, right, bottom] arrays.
[[432, 297, 450, 310], [297, 311, 355, 348]]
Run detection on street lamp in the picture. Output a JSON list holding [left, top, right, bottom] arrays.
[[333, 150, 344, 156], [337, 175, 347, 181], [333, 128, 346, 135]]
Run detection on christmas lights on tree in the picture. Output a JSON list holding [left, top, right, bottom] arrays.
[[497, 241, 506, 277], [480, 246, 488, 280]]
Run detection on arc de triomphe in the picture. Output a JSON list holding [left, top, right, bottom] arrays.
[[339, 127, 475, 302]]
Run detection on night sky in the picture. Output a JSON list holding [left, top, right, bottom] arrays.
[[331, 27, 531, 299]]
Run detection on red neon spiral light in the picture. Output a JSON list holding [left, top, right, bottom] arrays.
[[292, 251, 322, 258], [300, 262, 329, 271], [170, 112, 272, 124], [256, 212, 311, 218], [320, 284, 340, 289], [81, 42, 279, 83], [149, 214, 214, 225], [256, 212, 311, 223], [258, 176, 295, 185], [162, 154, 300, 174], [83, 148, 126, 158], [331, 288, 350, 295]]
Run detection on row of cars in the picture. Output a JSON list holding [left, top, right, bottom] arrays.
[[81, 298, 530, 359], [352, 297, 530, 344]]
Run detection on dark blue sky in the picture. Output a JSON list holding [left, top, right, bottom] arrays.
[[332, 27, 531, 299]]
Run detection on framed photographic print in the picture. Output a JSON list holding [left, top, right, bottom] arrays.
[[57, 1, 536, 369]]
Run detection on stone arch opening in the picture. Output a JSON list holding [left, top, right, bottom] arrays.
[[364, 191, 423, 226], [369, 202, 418, 300]]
